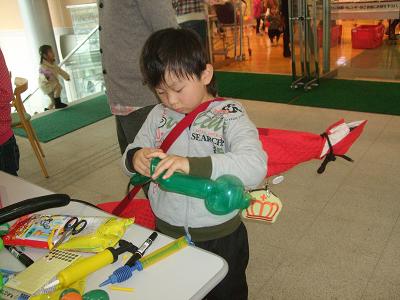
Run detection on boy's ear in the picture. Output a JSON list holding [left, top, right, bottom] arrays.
[[201, 64, 214, 85]]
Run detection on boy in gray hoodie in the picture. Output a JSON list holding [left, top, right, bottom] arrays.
[[122, 28, 267, 300]]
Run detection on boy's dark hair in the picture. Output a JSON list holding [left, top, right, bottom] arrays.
[[39, 45, 52, 64], [140, 28, 217, 97]]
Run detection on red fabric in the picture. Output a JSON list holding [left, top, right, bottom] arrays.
[[0, 49, 13, 145], [252, 0, 262, 18], [261, 119, 367, 177], [98, 95, 367, 226], [97, 199, 156, 230], [260, 127, 325, 177], [325, 119, 367, 156], [111, 185, 141, 216]]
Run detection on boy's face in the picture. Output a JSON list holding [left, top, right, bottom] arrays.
[[155, 64, 214, 114]]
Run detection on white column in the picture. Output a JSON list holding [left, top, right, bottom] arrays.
[[18, 0, 59, 64]]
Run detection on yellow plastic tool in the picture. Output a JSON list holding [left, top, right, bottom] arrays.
[[43, 240, 136, 290]]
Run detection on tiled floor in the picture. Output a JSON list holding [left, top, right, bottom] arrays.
[[16, 99, 400, 299], [214, 20, 400, 82]]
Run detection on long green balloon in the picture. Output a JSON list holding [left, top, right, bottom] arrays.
[[130, 158, 252, 215]]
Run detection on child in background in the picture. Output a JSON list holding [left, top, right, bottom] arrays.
[[122, 28, 267, 300], [267, 6, 283, 45], [38, 45, 70, 110], [253, 0, 263, 34]]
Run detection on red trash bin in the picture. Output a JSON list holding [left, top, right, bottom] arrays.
[[351, 24, 385, 49]]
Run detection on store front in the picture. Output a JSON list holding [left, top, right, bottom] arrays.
[[209, 0, 400, 83]]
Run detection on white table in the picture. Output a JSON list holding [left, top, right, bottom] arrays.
[[0, 171, 228, 300]]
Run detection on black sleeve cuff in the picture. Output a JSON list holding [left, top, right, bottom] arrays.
[[125, 147, 142, 173], [188, 157, 212, 178]]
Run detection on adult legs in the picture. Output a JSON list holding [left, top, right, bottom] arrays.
[[256, 17, 261, 33], [0, 135, 20, 176], [115, 105, 156, 154], [389, 19, 400, 39], [180, 20, 208, 48]]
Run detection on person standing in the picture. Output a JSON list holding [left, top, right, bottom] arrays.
[[38, 45, 70, 110], [280, 0, 292, 57], [388, 19, 399, 40], [0, 48, 20, 176], [98, 0, 178, 154], [253, 0, 263, 35], [172, 0, 208, 47], [267, 6, 283, 45]]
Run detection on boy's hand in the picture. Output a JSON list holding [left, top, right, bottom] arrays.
[[146, 152, 189, 180], [133, 148, 163, 177]]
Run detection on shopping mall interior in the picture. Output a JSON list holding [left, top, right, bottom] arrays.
[[0, 0, 399, 299]]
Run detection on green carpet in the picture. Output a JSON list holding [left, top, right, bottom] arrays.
[[14, 94, 112, 143], [216, 72, 301, 103], [216, 71, 400, 115], [294, 78, 400, 115], [13, 74, 400, 143]]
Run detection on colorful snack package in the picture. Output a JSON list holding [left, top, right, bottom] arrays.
[[2, 215, 134, 252]]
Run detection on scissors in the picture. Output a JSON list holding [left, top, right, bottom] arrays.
[[52, 217, 87, 249]]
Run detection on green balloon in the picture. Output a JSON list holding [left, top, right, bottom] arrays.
[[130, 158, 252, 215], [82, 289, 110, 300]]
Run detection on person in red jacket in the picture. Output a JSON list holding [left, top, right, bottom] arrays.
[[0, 48, 19, 176]]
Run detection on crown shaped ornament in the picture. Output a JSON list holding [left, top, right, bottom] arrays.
[[242, 188, 282, 223]]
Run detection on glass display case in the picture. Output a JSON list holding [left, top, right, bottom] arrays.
[[65, 3, 104, 101]]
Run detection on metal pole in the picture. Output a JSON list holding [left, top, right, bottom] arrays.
[[322, 0, 331, 73], [288, 0, 297, 82], [234, 2, 238, 59], [59, 26, 99, 67], [298, 0, 305, 79], [304, 0, 320, 90], [304, 0, 311, 81], [205, 3, 213, 64], [312, 0, 320, 83], [239, 0, 244, 60]]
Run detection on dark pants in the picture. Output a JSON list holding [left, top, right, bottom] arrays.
[[389, 19, 399, 39], [0, 135, 20, 176], [115, 105, 156, 154], [180, 20, 208, 48], [268, 29, 281, 42], [281, 0, 291, 56], [196, 223, 249, 300], [256, 17, 261, 33]]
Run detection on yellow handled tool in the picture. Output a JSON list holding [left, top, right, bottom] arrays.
[[43, 240, 137, 290]]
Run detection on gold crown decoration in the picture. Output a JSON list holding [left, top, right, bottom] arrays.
[[242, 189, 283, 223]]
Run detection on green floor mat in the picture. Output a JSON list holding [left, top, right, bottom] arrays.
[[216, 72, 301, 103], [13, 73, 400, 144], [13, 94, 112, 143], [216, 71, 400, 115], [294, 78, 400, 115]]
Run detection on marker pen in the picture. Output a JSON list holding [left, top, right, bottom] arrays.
[[126, 232, 158, 267], [5, 246, 34, 267]]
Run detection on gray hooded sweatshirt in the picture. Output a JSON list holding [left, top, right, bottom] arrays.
[[122, 100, 267, 236]]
